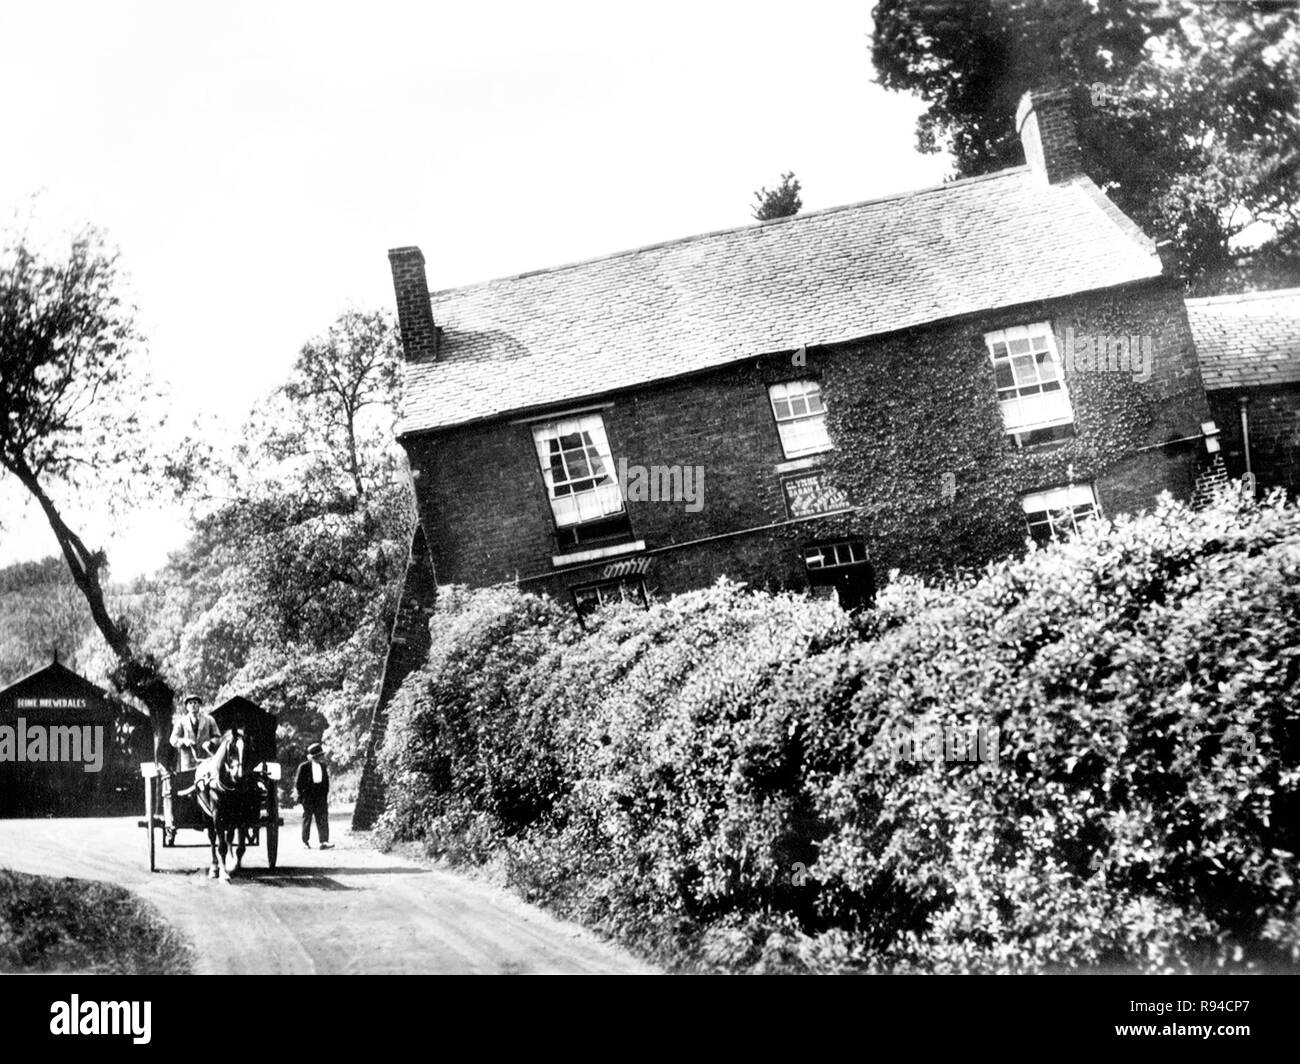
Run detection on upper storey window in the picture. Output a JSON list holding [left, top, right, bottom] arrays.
[[769, 380, 832, 459], [532, 414, 631, 549], [984, 323, 1075, 447]]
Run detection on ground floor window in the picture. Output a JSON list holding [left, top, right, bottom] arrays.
[[803, 538, 873, 608], [572, 576, 648, 621], [1021, 483, 1099, 545]]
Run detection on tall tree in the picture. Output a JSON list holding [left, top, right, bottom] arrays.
[[872, 0, 1174, 171], [276, 310, 400, 506], [871, 0, 1300, 292], [118, 307, 411, 770], [0, 226, 176, 751]]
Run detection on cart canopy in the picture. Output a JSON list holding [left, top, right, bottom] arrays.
[[211, 696, 278, 763]]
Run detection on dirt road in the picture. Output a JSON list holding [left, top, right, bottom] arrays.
[[0, 813, 655, 974]]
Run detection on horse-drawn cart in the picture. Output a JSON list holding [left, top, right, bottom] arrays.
[[138, 696, 282, 873]]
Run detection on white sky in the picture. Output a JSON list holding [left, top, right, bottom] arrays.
[[0, 0, 950, 580]]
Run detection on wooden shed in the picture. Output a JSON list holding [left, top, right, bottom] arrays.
[[0, 660, 132, 816]]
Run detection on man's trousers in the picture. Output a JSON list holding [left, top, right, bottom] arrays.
[[301, 803, 329, 845]]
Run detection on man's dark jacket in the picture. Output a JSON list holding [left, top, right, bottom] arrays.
[[294, 760, 330, 808]]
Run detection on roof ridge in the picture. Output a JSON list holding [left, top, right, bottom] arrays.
[[0, 659, 109, 699], [427, 166, 1033, 297], [1071, 176, 1158, 256], [1186, 286, 1300, 307]]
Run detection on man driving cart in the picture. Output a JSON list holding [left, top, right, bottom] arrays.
[[171, 694, 221, 771], [163, 693, 221, 837]]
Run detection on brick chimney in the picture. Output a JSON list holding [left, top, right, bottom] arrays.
[[1016, 88, 1084, 184], [388, 246, 439, 362]]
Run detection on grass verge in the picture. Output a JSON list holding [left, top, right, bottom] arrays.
[[0, 868, 192, 974]]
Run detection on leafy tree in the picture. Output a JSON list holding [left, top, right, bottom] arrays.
[[0, 226, 176, 751], [280, 310, 400, 505], [1123, 5, 1300, 292], [190, 480, 412, 770], [120, 308, 412, 771], [871, 0, 1300, 292], [872, 0, 1173, 172], [752, 172, 803, 221]]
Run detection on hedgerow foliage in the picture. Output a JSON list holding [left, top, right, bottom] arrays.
[[0, 869, 192, 974], [377, 492, 1300, 972]]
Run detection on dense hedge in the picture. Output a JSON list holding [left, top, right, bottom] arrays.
[[377, 492, 1300, 972]]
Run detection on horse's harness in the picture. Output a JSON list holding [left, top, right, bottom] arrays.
[[184, 731, 254, 821]]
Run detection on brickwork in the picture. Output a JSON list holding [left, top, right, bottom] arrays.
[[388, 247, 439, 364], [402, 277, 1210, 599], [1192, 453, 1231, 509], [1206, 383, 1300, 497], [351, 523, 438, 830], [1016, 88, 1084, 184]]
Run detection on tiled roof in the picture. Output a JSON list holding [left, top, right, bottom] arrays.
[[400, 167, 1163, 434], [1185, 288, 1300, 391]]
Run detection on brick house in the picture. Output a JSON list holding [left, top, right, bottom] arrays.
[[352, 88, 1215, 826], [1186, 288, 1300, 498]]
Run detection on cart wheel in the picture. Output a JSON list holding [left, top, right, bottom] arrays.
[[266, 788, 279, 870], [145, 776, 157, 872]]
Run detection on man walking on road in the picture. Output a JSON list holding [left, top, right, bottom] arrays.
[[294, 742, 332, 849]]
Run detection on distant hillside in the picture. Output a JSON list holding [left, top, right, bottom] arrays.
[[0, 556, 95, 687]]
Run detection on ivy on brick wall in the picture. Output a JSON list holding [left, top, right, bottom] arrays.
[[775, 285, 1197, 581]]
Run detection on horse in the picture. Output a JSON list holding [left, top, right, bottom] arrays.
[[193, 728, 260, 880]]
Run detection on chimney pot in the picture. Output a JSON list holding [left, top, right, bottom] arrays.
[[388, 246, 440, 362]]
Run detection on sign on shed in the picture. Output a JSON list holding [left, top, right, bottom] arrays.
[[0, 660, 122, 817]]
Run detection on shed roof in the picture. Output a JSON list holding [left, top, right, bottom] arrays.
[[0, 661, 116, 720]]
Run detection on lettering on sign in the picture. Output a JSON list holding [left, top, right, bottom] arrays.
[[781, 471, 851, 520], [15, 697, 87, 709]]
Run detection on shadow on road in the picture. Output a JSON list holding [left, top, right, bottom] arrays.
[[216, 865, 430, 889], [231, 869, 355, 891], [145, 862, 427, 886], [293, 865, 428, 877]]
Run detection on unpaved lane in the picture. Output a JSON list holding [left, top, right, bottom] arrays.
[[0, 815, 655, 974]]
